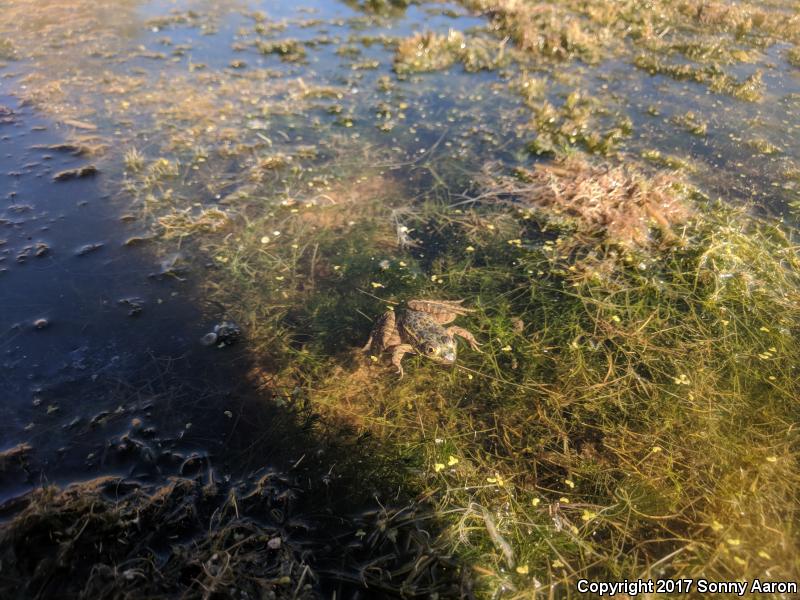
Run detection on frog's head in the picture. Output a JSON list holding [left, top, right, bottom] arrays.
[[421, 335, 457, 365]]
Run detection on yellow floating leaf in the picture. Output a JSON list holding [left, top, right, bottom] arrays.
[[447, 455, 459, 466], [515, 565, 529, 575], [434, 463, 445, 473]]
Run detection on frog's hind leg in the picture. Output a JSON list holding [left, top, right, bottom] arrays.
[[407, 299, 474, 324], [447, 326, 483, 352], [363, 310, 396, 353], [389, 344, 414, 379]]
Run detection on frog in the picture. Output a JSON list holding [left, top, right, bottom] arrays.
[[362, 299, 482, 378]]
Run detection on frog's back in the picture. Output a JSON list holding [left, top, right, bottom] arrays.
[[400, 309, 442, 344]]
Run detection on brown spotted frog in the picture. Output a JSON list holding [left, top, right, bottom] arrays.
[[362, 299, 482, 378]]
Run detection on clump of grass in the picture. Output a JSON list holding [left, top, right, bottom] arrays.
[[256, 39, 307, 62], [0, 471, 461, 598], [394, 30, 466, 74], [672, 110, 709, 136], [635, 53, 764, 101], [349, 0, 412, 17], [511, 72, 547, 106], [123, 147, 145, 172], [789, 45, 800, 67], [526, 91, 631, 156], [458, 35, 509, 72], [641, 149, 697, 172], [252, 152, 291, 173], [496, 157, 692, 251], [0, 477, 317, 599], [462, 0, 609, 63], [747, 137, 781, 155], [0, 37, 16, 60], [394, 29, 508, 75]]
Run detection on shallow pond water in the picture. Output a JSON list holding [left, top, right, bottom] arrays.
[[1, 0, 800, 597]]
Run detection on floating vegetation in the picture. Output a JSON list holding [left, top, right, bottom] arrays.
[[52, 164, 98, 181], [157, 207, 229, 239], [33, 140, 107, 157], [0, 104, 14, 124], [634, 54, 764, 101]]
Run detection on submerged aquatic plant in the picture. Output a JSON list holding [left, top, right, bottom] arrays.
[[200, 156, 800, 595]]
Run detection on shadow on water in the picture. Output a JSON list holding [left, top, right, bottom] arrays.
[[0, 97, 466, 598]]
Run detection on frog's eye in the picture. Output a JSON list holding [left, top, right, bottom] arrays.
[[426, 345, 436, 354]]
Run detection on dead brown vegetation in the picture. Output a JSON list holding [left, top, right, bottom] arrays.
[[494, 158, 693, 250]]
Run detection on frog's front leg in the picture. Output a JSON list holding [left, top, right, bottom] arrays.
[[389, 344, 415, 379], [361, 333, 374, 353], [447, 326, 482, 352]]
